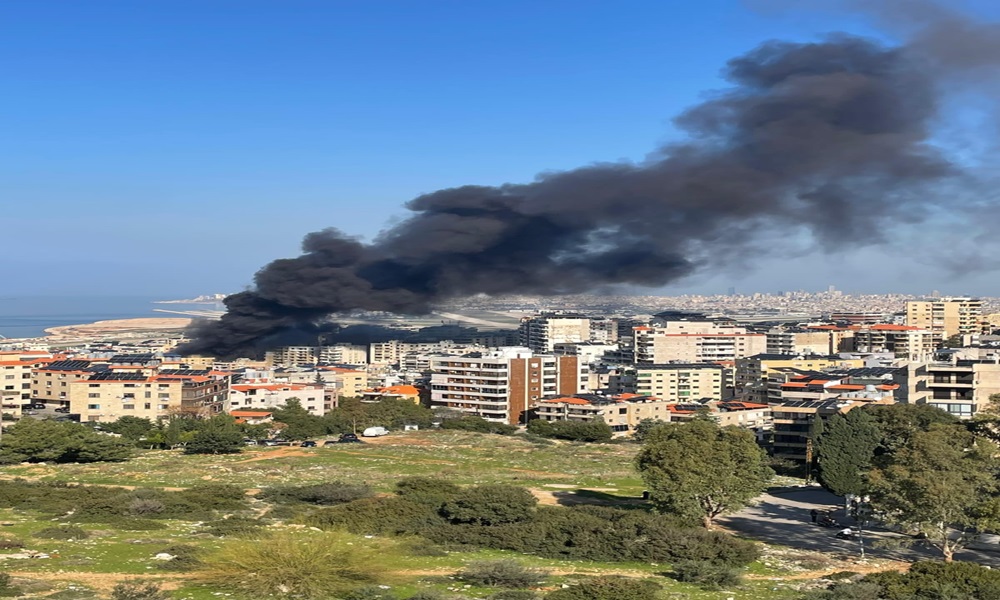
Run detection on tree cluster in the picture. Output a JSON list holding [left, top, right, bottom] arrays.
[[0, 418, 133, 464], [811, 403, 1000, 562], [526, 418, 614, 442]]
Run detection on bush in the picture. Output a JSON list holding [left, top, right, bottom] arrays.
[[184, 415, 245, 455], [116, 518, 167, 531], [33, 525, 89, 540], [197, 531, 391, 600], [458, 560, 547, 588], [440, 416, 517, 435], [307, 496, 445, 535], [155, 544, 203, 572], [395, 477, 460, 506], [0, 419, 133, 464], [110, 579, 169, 600], [526, 419, 613, 443], [544, 576, 661, 600], [854, 560, 1000, 600], [670, 560, 743, 589], [200, 517, 267, 538], [0, 538, 23, 550], [260, 481, 374, 506], [490, 592, 538, 600], [0, 573, 19, 598], [127, 497, 166, 516], [177, 484, 248, 511], [442, 485, 537, 526]]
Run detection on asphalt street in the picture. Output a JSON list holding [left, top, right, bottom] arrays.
[[718, 487, 1000, 566]]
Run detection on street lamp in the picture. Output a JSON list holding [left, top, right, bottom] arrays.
[[850, 496, 874, 558]]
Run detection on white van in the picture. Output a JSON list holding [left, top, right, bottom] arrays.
[[362, 426, 389, 437]]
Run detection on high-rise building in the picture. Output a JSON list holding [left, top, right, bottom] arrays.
[[518, 314, 592, 353], [634, 363, 727, 401], [906, 297, 983, 340], [429, 348, 587, 424], [634, 322, 766, 364]]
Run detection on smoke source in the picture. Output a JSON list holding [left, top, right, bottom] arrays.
[[183, 7, 999, 358]]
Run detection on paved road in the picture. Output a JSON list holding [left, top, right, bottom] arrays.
[[718, 487, 1000, 566]]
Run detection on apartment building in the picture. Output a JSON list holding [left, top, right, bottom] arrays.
[[906, 297, 983, 339], [735, 354, 866, 403], [31, 359, 106, 404], [765, 327, 854, 355], [531, 393, 673, 434], [634, 322, 766, 364], [519, 314, 592, 353], [0, 351, 54, 417], [369, 340, 487, 367], [227, 382, 327, 416], [771, 400, 860, 460], [69, 369, 229, 423], [552, 342, 618, 365], [897, 359, 1000, 419], [853, 324, 938, 360], [634, 363, 727, 401], [429, 348, 587, 424], [318, 345, 367, 366]]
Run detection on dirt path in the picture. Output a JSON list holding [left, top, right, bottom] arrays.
[[746, 561, 909, 581], [235, 446, 313, 463], [6, 571, 190, 593]]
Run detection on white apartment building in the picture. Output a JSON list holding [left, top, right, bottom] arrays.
[[634, 322, 766, 364], [634, 363, 727, 401], [429, 347, 587, 424], [853, 324, 938, 361], [519, 314, 592, 353], [227, 382, 327, 416]]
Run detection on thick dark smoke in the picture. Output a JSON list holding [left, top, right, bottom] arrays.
[[183, 7, 999, 358]]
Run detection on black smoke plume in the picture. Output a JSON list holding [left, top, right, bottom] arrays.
[[183, 9, 999, 358]]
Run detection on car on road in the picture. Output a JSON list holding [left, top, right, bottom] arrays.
[[300, 440, 317, 448], [54, 406, 70, 413], [29, 403, 46, 410], [362, 426, 389, 437]]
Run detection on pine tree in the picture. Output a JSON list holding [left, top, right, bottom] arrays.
[[816, 409, 880, 497]]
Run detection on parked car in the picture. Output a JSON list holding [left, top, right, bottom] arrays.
[[243, 439, 258, 446], [260, 439, 279, 447], [300, 440, 317, 448], [29, 403, 46, 410], [362, 426, 389, 437], [54, 406, 70, 413]]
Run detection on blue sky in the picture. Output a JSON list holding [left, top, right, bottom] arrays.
[[0, 1, 994, 297]]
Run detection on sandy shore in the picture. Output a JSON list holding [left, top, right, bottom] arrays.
[[44, 318, 193, 339]]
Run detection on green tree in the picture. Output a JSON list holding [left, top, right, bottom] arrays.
[[816, 410, 881, 497], [968, 392, 1000, 444], [102, 416, 156, 445], [868, 425, 1000, 562], [184, 416, 244, 455], [864, 403, 958, 455], [0, 419, 132, 464], [635, 419, 773, 529], [271, 399, 325, 440], [632, 418, 666, 442]]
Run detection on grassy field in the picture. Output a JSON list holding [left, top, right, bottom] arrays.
[[0, 430, 889, 599]]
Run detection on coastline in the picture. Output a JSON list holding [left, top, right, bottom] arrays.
[[42, 317, 193, 339]]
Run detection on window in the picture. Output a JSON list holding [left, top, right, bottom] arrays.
[[144, 403, 151, 410], [87, 404, 100, 410], [88, 393, 100, 398], [123, 404, 135, 410]]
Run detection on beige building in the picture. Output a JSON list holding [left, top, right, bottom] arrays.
[[0, 352, 54, 417], [898, 359, 1000, 419], [519, 314, 592, 353], [634, 322, 766, 364], [853, 324, 938, 361], [69, 370, 229, 423], [766, 327, 855, 355], [31, 359, 106, 404], [360, 384, 422, 404], [735, 354, 866, 403], [532, 393, 673, 435], [634, 363, 727, 401], [906, 297, 983, 339], [430, 348, 587, 424]]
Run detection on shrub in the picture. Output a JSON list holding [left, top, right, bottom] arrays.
[[116, 518, 167, 531], [526, 419, 613, 443], [856, 561, 1000, 600], [197, 532, 392, 599], [544, 576, 661, 600], [260, 481, 374, 506], [670, 560, 743, 589], [458, 560, 547, 588], [307, 496, 445, 535], [490, 592, 538, 600], [33, 525, 89, 540], [177, 484, 248, 511], [110, 579, 169, 600], [0, 418, 133, 464], [200, 517, 267, 538], [395, 477, 460, 506], [0, 573, 19, 598], [127, 497, 166, 516], [183, 415, 244, 455], [442, 485, 537, 526], [155, 544, 203, 572], [440, 416, 517, 435], [0, 538, 23, 550]]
